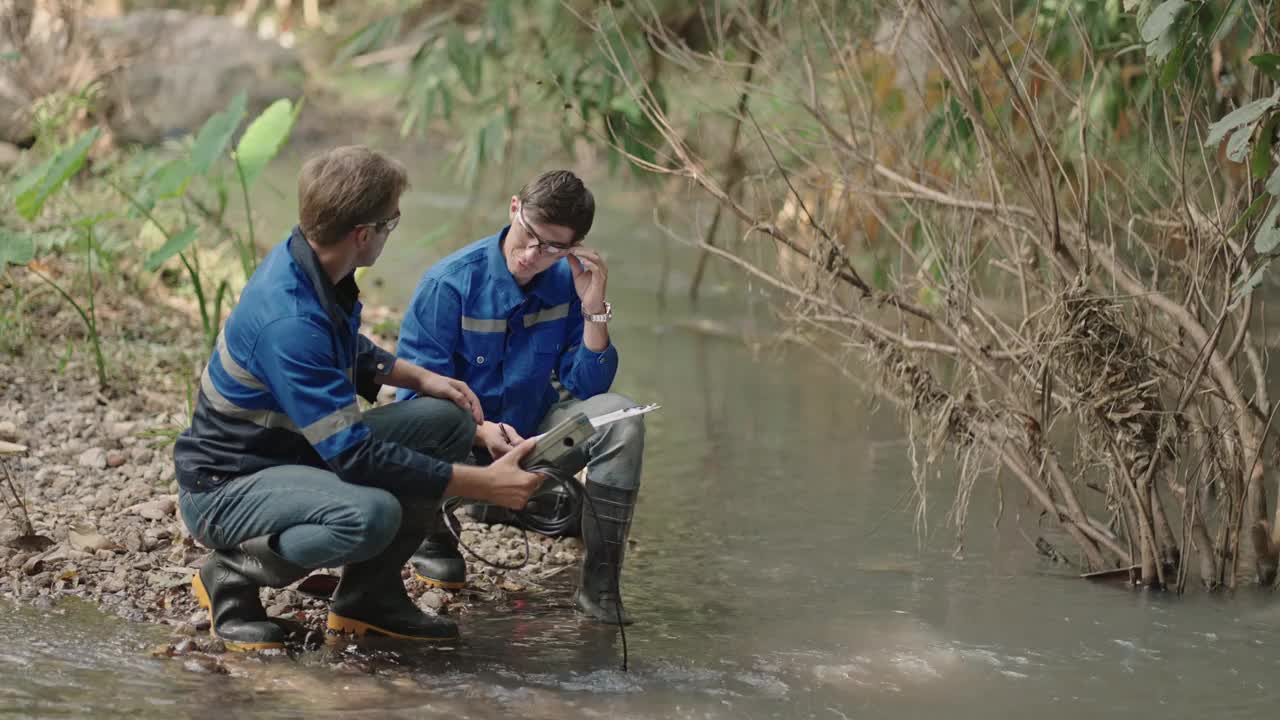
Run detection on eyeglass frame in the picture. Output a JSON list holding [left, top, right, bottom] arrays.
[[354, 211, 401, 235], [516, 202, 577, 256]]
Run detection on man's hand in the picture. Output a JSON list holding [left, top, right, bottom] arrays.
[[446, 437, 545, 510], [567, 247, 608, 315], [484, 436, 545, 510], [419, 369, 483, 424], [475, 420, 523, 458]]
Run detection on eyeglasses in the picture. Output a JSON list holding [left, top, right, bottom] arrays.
[[517, 203, 575, 256], [355, 212, 401, 235]]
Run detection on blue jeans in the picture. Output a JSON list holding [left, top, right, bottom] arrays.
[[178, 397, 476, 569]]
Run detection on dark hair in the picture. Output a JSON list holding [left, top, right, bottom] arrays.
[[517, 170, 595, 243], [298, 145, 408, 247]]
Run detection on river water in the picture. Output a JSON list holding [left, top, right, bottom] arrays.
[[4, 151, 1280, 718]]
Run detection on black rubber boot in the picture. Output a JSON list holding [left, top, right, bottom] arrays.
[[409, 508, 467, 589], [575, 481, 638, 625], [191, 535, 308, 651], [328, 502, 460, 642]]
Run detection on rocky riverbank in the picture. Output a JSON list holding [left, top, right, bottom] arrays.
[[0, 265, 587, 664]]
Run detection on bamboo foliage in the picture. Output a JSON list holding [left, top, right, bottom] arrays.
[[588, 0, 1280, 589]]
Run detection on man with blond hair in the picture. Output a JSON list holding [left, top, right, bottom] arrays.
[[173, 145, 544, 650]]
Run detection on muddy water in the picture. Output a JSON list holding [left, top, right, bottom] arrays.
[[4, 157, 1279, 718]]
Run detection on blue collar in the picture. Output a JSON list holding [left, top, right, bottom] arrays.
[[288, 225, 359, 333], [487, 225, 566, 309]]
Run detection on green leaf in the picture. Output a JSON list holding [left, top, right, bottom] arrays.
[[0, 51, 18, 62], [1205, 93, 1280, 148], [1140, 0, 1186, 62], [1254, 204, 1280, 254], [1226, 123, 1254, 163], [1228, 194, 1271, 235], [146, 157, 193, 198], [233, 97, 303, 190], [1253, 116, 1277, 178], [144, 226, 198, 272], [13, 126, 101, 221], [1251, 54, 1280, 83], [446, 29, 482, 95], [334, 15, 400, 65], [0, 227, 36, 271], [1232, 263, 1267, 308], [190, 90, 247, 176], [1212, 2, 1244, 44]]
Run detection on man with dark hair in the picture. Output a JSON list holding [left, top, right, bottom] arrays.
[[174, 145, 546, 650], [395, 170, 646, 624]]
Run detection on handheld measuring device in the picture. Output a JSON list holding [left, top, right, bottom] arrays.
[[519, 403, 660, 475]]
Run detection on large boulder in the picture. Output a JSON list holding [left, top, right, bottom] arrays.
[[88, 9, 303, 145], [0, 1, 103, 146]]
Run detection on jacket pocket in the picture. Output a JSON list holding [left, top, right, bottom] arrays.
[[458, 331, 505, 369]]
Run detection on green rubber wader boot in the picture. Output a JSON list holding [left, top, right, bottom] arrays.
[[575, 481, 638, 625]]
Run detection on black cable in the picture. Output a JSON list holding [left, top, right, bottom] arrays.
[[439, 475, 630, 671], [441, 495, 531, 571]]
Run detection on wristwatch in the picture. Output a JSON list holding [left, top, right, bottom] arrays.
[[584, 300, 613, 323]]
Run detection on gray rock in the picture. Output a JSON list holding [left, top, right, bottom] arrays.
[[0, 420, 18, 440], [127, 497, 175, 521], [0, 142, 18, 170], [77, 447, 107, 469], [419, 590, 445, 611], [89, 10, 303, 145]]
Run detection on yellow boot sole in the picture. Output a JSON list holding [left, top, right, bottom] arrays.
[[412, 572, 466, 590], [325, 612, 458, 642], [190, 573, 286, 652]]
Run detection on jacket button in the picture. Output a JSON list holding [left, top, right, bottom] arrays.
[[477, 356, 485, 365]]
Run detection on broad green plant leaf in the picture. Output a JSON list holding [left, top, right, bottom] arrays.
[[144, 225, 198, 272], [13, 126, 101, 220], [0, 227, 36, 273], [233, 97, 303, 190], [1140, 0, 1187, 63], [190, 91, 247, 176], [1251, 54, 1280, 83], [1204, 93, 1280, 148], [147, 157, 193, 198]]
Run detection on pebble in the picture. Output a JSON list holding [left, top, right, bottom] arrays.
[[77, 448, 107, 469], [128, 497, 176, 521], [0, 296, 592, 657]]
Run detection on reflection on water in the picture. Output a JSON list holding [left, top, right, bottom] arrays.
[[6, 154, 1280, 719]]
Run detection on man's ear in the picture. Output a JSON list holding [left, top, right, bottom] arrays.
[[351, 226, 368, 249]]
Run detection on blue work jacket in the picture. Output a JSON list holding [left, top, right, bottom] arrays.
[[174, 227, 453, 498], [395, 227, 618, 436]]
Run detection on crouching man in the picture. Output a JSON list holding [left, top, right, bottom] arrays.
[[172, 145, 544, 650], [395, 170, 646, 624]]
